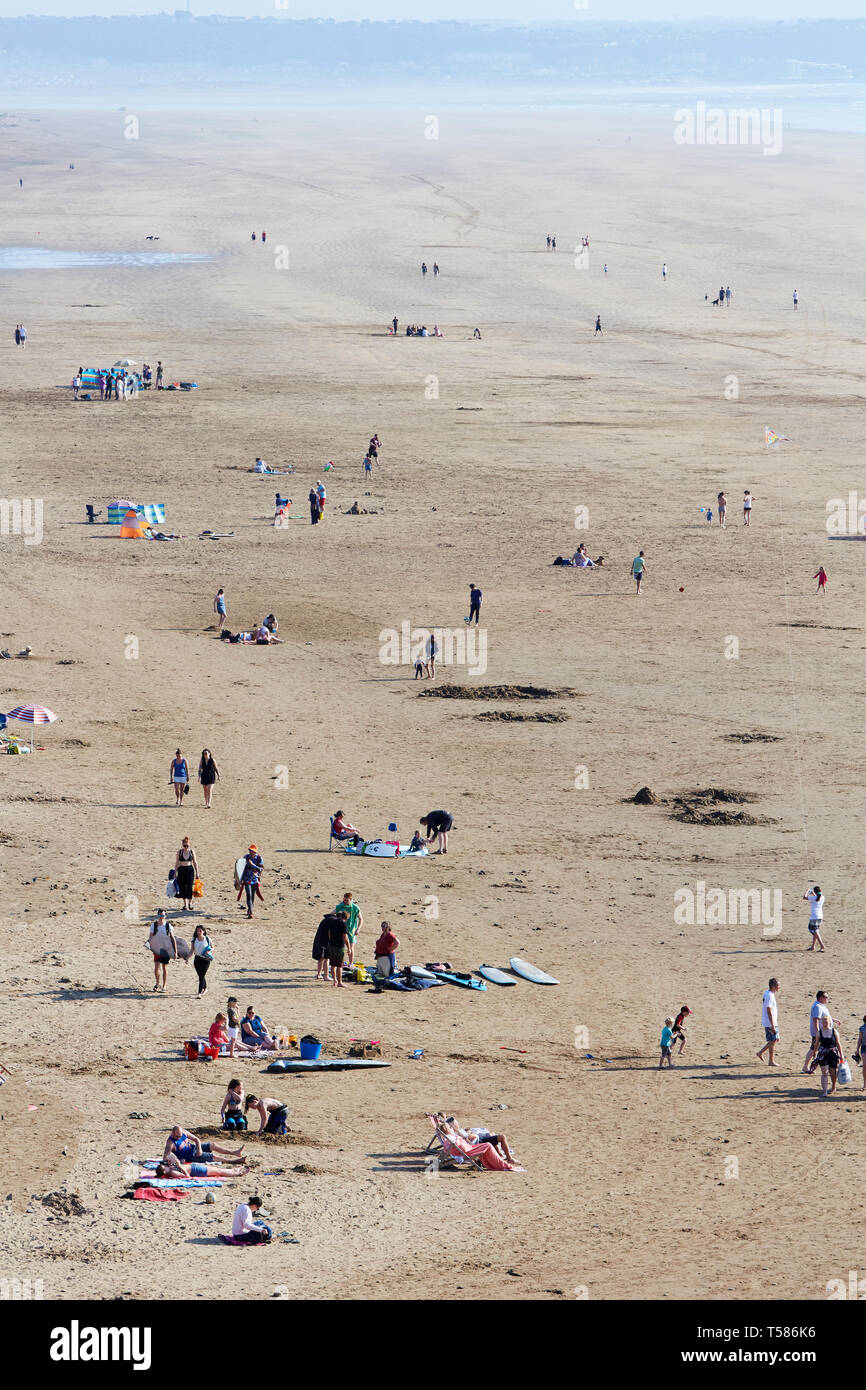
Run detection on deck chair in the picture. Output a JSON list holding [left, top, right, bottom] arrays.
[[424, 1116, 484, 1172], [85, 505, 102, 523]]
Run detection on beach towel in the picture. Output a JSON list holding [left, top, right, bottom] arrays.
[[133, 1186, 190, 1201], [132, 1177, 224, 1189]]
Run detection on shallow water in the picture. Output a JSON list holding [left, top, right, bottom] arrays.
[[0, 246, 216, 270]]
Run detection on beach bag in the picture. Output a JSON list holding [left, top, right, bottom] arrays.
[[838, 1060, 852, 1085], [184, 1041, 200, 1061], [183, 783, 190, 796], [192, 878, 204, 898]]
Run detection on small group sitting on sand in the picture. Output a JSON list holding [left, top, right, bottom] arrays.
[[554, 545, 605, 568], [431, 1113, 524, 1171], [220, 614, 282, 645], [158, 1124, 247, 1178]]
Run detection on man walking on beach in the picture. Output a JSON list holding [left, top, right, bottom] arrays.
[[804, 885, 826, 951], [757, 978, 780, 1066], [156, 361, 164, 390], [662, 262, 667, 280], [793, 289, 798, 310], [802, 990, 831, 1074], [631, 551, 646, 595], [392, 316, 398, 335], [595, 315, 603, 335], [468, 583, 482, 625]]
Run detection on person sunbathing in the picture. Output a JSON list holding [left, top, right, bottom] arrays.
[[448, 1115, 517, 1165], [155, 1155, 249, 1179], [254, 625, 284, 645], [436, 1116, 523, 1171], [163, 1125, 245, 1166]]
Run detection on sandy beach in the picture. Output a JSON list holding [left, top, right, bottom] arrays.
[[1, 106, 865, 1302]]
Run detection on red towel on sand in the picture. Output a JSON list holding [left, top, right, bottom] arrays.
[[133, 1186, 190, 1201]]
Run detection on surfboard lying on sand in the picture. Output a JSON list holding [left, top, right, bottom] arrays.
[[407, 965, 439, 980], [266, 1058, 391, 1073], [478, 964, 518, 986], [509, 957, 559, 985], [429, 969, 487, 991], [344, 840, 428, 858]]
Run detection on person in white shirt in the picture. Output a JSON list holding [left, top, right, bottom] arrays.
[[231, 1197, 272, 1244], [756, 977, 780, 1066], [802, 990, 831, 1074], [804, 886, 825, 952]]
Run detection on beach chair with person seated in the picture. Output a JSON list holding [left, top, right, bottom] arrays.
[[424, 1115, 484, 1172], [328, 817, 356, 851]]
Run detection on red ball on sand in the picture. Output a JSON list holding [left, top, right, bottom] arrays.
[[679, 587, 684, 592]]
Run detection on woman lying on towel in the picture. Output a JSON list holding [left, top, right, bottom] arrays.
[[156, 1155, 250, 1180], [437, 1117, 524, 1171]]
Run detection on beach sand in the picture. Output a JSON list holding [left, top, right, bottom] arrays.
[[1, 108, 864, 1301]]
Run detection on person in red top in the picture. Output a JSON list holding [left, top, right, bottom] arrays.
[[814, 566, 828, 595], [331, 809, 362, 845], [374, 921, 400, 977], [670, 1005, 692, 1055]]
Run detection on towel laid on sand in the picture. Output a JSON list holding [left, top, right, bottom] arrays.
[[133, 1187, 190, 1202]]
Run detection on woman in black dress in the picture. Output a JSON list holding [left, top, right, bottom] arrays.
[[198, 748, 220, 809], [174, 836, 199, 912]]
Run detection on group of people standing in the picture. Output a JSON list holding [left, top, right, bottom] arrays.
[[13, 324, 26, 347], [312, 892, 401, 987], [308, 479, 327, 524]]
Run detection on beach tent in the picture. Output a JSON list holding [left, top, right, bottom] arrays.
[[108, 501, 165, 525], [120, 509, 148, 539]]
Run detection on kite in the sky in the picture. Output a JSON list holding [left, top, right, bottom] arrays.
[[765, 427, 793, 447]]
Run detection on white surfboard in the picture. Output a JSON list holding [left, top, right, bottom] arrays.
[[234, 856, 247, 888], [344, 840, 427, 858], [509, 957, 559, 985], [144, 933, 190, 959], [407, 965, 439, 980], [479, 964, 518, 986]]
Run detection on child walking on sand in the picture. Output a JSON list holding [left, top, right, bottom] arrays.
[[659, 1017, 674, 1069], [814, 566, 828, 595], [670, 1005, 692, 1056]]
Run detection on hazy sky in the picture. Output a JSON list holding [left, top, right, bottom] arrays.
[[0, 2, 863, 19]]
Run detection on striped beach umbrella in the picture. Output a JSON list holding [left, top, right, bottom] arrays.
[[6, 704, 58, 748]]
